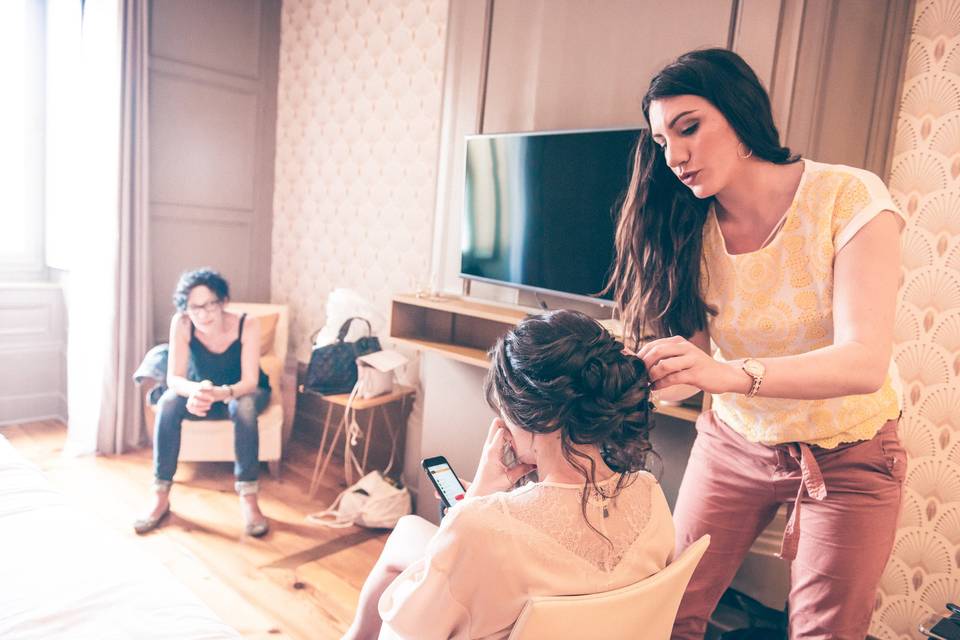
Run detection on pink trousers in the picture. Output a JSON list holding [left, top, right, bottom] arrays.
[[672, 411, 905, 640]]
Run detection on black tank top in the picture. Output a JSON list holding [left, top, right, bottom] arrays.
[[189, 313, 270, 389]]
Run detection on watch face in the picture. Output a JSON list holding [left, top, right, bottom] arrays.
[[744, 360, 765, 377]]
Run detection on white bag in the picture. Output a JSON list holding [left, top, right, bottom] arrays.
[[307, 470, 412, 529], [306, 365, 412, 529], [355, 349, 409, 399], [313, 289, 387, 348]]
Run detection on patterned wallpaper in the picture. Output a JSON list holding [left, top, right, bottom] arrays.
[[874, 0, 960, 636], [271, 0, 449, 361]]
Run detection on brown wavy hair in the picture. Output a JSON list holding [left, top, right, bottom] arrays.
[[605, 48, 799, 347], [484, 309, 655, 540]]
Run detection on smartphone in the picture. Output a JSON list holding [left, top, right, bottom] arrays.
[[920, 614, 960, 640], [501, 439, 519, 469], [422, 456, 468, 508]]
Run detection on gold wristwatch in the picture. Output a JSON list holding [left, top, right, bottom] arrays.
[[742, 359, 765, 398]]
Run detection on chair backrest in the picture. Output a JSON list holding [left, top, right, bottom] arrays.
[[225, 302, 289, 363], [507, 534, 710, 640]]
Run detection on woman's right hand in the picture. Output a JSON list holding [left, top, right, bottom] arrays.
[[186, 381, 215, 416], [465, 419, 536, 499]]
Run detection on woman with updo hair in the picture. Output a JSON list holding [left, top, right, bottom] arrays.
[[343, 309, 675, 640]]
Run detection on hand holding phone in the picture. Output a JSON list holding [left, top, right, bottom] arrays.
[[422, 456, 468, 508]]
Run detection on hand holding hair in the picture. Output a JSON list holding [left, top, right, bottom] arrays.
[[637, 335, 746, 394]]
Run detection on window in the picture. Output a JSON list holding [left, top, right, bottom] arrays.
[[0, 0, 45, 279]]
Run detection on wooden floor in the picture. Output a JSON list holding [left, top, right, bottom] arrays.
[[2, 419, 389, 640]]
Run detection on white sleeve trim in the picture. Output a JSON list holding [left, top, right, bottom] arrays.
[[833, 167, 905, 252], [834, 201, 904, 251]]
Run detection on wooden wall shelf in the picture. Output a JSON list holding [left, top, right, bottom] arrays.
[[389, 294, 534, 368], [389, 294, 705, 423]]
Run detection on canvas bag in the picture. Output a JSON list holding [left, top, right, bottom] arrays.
[[306, 469, 412, 529], [306, 375, 412, 529]]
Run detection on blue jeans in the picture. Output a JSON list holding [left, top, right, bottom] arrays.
[[153, 387, 271, 491]]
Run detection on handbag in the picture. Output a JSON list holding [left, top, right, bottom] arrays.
[[304, 317, 381, 395]]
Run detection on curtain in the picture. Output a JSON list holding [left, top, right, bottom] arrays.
[[98, 0, 151, 453], [60, 0, 151, 455]]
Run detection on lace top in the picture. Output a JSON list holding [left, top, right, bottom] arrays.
[[378, 472, 674, 640], [702, 158, 904, 448]]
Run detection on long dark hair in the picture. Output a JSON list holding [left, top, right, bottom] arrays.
[[484, 309, 655, 539], [606, 48, 799, 347]]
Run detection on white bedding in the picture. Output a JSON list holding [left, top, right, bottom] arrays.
[[0, 434, 241, 640]]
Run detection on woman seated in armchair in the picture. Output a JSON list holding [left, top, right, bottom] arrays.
[[344, 309, 675, 640], [133, 268, 271, 537]]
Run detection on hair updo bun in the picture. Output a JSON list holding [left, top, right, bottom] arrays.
[[484, 309, 660, 536]]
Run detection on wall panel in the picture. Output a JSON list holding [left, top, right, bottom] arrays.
[[150, 0, 261, 78], [148, 0, 280, 342], [150, 74, 258, 210], [0, 284, 66, 425]]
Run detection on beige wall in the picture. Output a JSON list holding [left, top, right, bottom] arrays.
[[874, 0, 960, 636], [271, 0, 449, 362]]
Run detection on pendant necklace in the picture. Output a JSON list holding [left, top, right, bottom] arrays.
[[589, 486, 611, 518]]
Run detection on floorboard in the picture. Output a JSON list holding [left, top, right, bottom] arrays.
[[1, 420, 389, 639]]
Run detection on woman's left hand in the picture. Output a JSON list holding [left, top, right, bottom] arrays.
[[637, 336, 747, 394], [466, 419, 536, 499]]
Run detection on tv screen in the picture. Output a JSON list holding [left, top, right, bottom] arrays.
[[460, 128, 640, 303]]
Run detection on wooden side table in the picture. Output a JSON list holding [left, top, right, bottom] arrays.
[[301, 384, 416, 498]]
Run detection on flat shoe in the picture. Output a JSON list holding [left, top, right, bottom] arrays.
[[133, 506, 170, 535], [244, 517, 269, 537]]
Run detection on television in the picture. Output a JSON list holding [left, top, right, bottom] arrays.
[[460, 127, 640, 304]]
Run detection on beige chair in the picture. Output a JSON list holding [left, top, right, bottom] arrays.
[[506, 534, 711, 640], [143, 303, 289, 477]]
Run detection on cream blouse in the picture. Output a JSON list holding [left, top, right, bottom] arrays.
[[377, 472, 674, 640], [702, 158, 904, 448]]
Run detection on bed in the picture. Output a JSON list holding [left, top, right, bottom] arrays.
[[0, 433, 241, 639]]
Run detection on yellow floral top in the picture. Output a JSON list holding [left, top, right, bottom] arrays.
[[701, 159, 904, 448]]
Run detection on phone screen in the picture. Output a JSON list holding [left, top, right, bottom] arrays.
[[424, 459, 467, 507], [930, 619, 960, 640]]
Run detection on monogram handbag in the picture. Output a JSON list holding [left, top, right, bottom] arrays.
[[304, 317, 381, 395]]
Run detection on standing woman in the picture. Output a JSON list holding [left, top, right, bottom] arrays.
[[608, 49, 905, 638], [133, 268, 272, 537]]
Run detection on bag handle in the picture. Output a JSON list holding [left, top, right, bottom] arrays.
[[341, 377, 401, 482], [305, 486, 357, 528], [336, 317, 373, 342], [341, 381, 367, 484]]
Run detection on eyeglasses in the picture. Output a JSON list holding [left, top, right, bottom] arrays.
[[186, 300, 223, 315]]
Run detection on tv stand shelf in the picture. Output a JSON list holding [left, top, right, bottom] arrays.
[[388, 294, 702, 423], [389, 294, 532, 368]]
